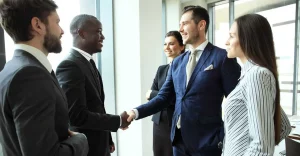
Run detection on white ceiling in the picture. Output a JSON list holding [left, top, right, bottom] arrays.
[[180, 0, 195, 3]]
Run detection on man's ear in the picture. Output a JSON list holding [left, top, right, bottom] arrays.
[[198, 20, 206, 32], [77, 29, 86, 39], [31, 17, 45, 35]]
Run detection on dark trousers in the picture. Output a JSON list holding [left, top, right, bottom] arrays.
[[153, 111, 173, 156], [173, 128, 222, 156], [173, 128, 192, 156]]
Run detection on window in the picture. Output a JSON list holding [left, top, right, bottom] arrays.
[[48, 0, 81, 71], [234, 0, 297, 115], [214, 3, 229, 49], [4, 0, 81, 72]]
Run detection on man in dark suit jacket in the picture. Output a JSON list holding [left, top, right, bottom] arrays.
[[127, 6, 241, 156], [0, 1, 88, 156], [56, 14, 130, 156]]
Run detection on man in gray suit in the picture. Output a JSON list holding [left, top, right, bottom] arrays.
[[0, 0, 88, 156]]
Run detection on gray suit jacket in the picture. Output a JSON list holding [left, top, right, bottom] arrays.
[[0, 50, 88, 156]]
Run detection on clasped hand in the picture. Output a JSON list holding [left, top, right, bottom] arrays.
[[119, 110, 137, 130]]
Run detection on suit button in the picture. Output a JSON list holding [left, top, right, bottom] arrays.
[[218, 142, 223, 149]]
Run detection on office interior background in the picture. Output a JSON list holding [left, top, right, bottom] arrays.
[[0, 0, 299, 155]]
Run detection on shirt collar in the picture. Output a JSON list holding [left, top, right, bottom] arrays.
[[72, 47, 92, 61], [239, 60, 256, 80], [189, 40, 209, 52], [14, 44, 52, 73]]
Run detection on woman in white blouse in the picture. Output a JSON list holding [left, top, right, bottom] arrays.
[[223, 13, 291, 156]]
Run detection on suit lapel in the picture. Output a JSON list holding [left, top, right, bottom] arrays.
[[70, 50, 102, 96], [186, 43, 213, 91], [158, 65, 170, 88], [49, 72, 68, 102], [14, 50, 68, 102], [162, 65, 169, 80], [181, 53, 190, 92]]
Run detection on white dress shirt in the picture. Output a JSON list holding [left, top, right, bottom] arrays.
[[72, 47, 93, 61], [15, 44, 52, 73]]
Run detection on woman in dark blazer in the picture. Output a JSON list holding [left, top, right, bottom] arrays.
[[145, 31, 185, 156]]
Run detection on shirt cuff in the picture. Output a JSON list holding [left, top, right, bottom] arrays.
[[132, 109, 139, 119], [119, 116, 122, 127]]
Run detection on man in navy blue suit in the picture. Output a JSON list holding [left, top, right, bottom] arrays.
[[127, 5, 241, 156]]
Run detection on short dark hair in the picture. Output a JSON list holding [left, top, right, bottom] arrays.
[[235, 13, 281, 145], [70, 14, 98, 35], [183, 5, 209, 33], [0, 0, 58, 42]]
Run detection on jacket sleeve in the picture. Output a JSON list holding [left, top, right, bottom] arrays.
[[9, 66, 89, 156], [56, 60, 120, 132]]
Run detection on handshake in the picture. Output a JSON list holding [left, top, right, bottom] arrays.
[[119, 110, 136, 130]]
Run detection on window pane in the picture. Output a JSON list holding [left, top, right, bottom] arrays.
[[4, 32, 14, 61], [3, 0, 81, 72], [47, 0, 81, 71], [235, 0, 297, 115], [214, 3, 229, 49]]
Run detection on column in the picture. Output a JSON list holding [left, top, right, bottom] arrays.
[[114, 0, 163, 156]]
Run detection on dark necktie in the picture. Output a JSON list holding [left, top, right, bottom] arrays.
[[50, 70, 60, 85], [89, 59, 99, 78], [89, 59, 103, 97], [51, 70, 56, 78]]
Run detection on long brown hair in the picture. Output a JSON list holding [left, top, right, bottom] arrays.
[[236, 14, 281, 144]]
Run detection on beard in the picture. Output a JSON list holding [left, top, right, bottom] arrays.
[[184, 30, 200, 45], [43, 29, 62, 53]]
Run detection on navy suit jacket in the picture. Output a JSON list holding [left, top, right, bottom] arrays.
[[136, 43, 241, 152]]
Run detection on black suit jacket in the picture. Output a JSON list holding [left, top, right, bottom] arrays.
[[149, 64, 175, 127], [56, 49, 120, 156], [0, 50, 88, 156]]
